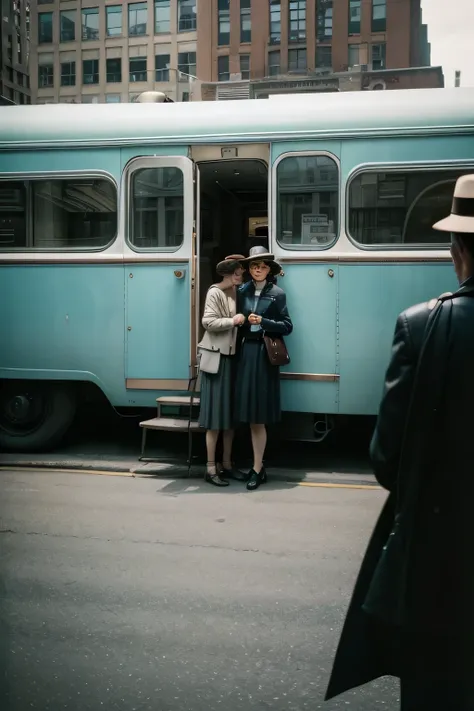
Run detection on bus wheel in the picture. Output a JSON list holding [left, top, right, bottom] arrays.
[[0, 381, 76, 453]]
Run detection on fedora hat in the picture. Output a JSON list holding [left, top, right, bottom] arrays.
[[433, 174, 474, 233], [240, 245, 282, 276]]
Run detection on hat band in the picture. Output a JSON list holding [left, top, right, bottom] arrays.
[[452, 197, 474, 217]]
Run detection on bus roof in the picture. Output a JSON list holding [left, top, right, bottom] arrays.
[[1, 88, 473, 149]]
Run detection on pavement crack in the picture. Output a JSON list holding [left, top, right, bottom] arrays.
[[0, 528, 269, 555]]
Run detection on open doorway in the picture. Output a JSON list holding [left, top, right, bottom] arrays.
[[197, 158, 269, 319]]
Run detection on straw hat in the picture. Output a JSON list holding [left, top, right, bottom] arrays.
[[433, 174, 474, 233]]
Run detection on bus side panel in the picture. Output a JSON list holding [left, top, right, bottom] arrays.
[[0, 264, 126, 403], [125, 262, 191, 380], [337, 263, 457, 415], [279, 262, 339, 414]]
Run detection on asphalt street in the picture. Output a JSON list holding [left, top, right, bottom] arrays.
[[0, 468, 399, 711]]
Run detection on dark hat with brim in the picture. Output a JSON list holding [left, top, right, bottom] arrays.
[[240, 246, 282, 276], [216, 255, 245, 276]]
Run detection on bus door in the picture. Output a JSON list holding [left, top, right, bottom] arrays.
[[124, 155, 199, 392]]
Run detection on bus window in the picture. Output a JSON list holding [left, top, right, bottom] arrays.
[[276, 154, 339, 248], [129, 166, 184, 250], [0, 176, 117, 251], [348, 167, 474, 247]]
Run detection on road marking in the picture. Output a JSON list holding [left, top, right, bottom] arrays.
[[295, 481, 380, 490], [0, 466, 134, 477]]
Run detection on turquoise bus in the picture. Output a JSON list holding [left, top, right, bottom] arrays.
[[0, 87, 472, 452]]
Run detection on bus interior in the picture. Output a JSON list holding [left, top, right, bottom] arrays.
[[197, 156, 269, 318]]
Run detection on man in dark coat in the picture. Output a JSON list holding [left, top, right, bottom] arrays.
[[325, 174, 474, 710]]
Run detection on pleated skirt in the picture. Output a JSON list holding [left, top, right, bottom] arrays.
[[198, 354, 235, 431], [234, 339, 281, 425]]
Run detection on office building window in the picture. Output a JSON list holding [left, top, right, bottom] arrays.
[[289, 1, 306, 43], [178, 51, 196, 76], [82, 7, 99, 40], [106, 5, 122, 37], [106, 58, 122, 82], [372, 0, 386, 32], [155, 0, 170, 33], [316, 45, 332, 69], [218, 55, 229, 81], [130, 56, 147, 82], [270, 0, 281, 45], [288, 48, 306, 73], [129, 2, 147, 36], [60, 10, 75, 42], [348, 44, 360, 67], [218, 0, 230, 46], [240, 54, 250, 79], [371, 42, 386, 69], [82, 96, 100, 103], [317, 0, 332, 41], [106, 95, 121, 103], [155, 54, 170, 81], [349, 0, 361, 34], [182, 91, 190, 101], [83, 59, 99, 84], [178, 0, 197, 32], [61, 61, 76, 86], [240, 0, 251, 43], [38, 12, 53, 44], [268, 50, 280, 76], [38, 62, 54, 88]]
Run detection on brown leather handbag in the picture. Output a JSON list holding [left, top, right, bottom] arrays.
[[263, 334, 290, 366]]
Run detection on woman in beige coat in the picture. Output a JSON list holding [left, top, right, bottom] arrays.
[[198, 256, 246, 487]]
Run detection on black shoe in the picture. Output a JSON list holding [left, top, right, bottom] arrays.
[[205, 473, 230, 487], [220, 466, 248, 482], [246, 468, 267, 491]]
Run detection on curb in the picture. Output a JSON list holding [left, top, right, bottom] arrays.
[[0, 456, 378, 487]]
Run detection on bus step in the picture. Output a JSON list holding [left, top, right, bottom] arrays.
[[156, 395, 200, 407], [139, 417, 203, 432]]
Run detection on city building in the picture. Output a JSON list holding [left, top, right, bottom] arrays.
[[30, 0, 198, 104], [0, 0, 31, 105], [198, 0, 443, 100], [29, 0, 443, 105]]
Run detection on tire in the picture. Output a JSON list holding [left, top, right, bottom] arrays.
[[0, 381, 77, 453]]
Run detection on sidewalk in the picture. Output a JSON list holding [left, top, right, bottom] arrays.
[[0, 451, 378, 487]]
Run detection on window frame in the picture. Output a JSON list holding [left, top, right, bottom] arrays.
[[60, 60, 76, 87], [218, 0, 230, 46], [177, 51, 196, 77], [81, 7, 100, 41], [240, 0, 251, 43], [288, 0, 306, 44], [155, 0, 171, 33], [269, 0, 281, 45], [106, 5, 123, 37], [316, 44, 332, 70], [217, 55, 230, 82], [38, 63, 54, 88], [345, 161, 474, 251], [124, 156, 193, 255], [128, 1, 148, 36], [60, 9, 76, 42], [371, 42, 386, 70], [239, 53, 250, 80], [288, 47, 307, 73], [348, 0, 361, 35], [268, 49, 280, 77], [371, 0, 386, 32], [177, 0, 197, 32], [273, 150, 341, 252], [38, 11, 53, 44], [106, 57, 122, 83], [0, 170, 118, 254], [316, 0, 332, 42], [83, 58, 99, 85]]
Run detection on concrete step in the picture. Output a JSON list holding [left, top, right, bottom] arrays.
[[157, 395, 200, 407], [139, 417, 203, 432]]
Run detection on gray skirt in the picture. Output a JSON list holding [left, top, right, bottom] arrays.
[[198, 354, 235, 431], [234, 338, 281, 425]]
